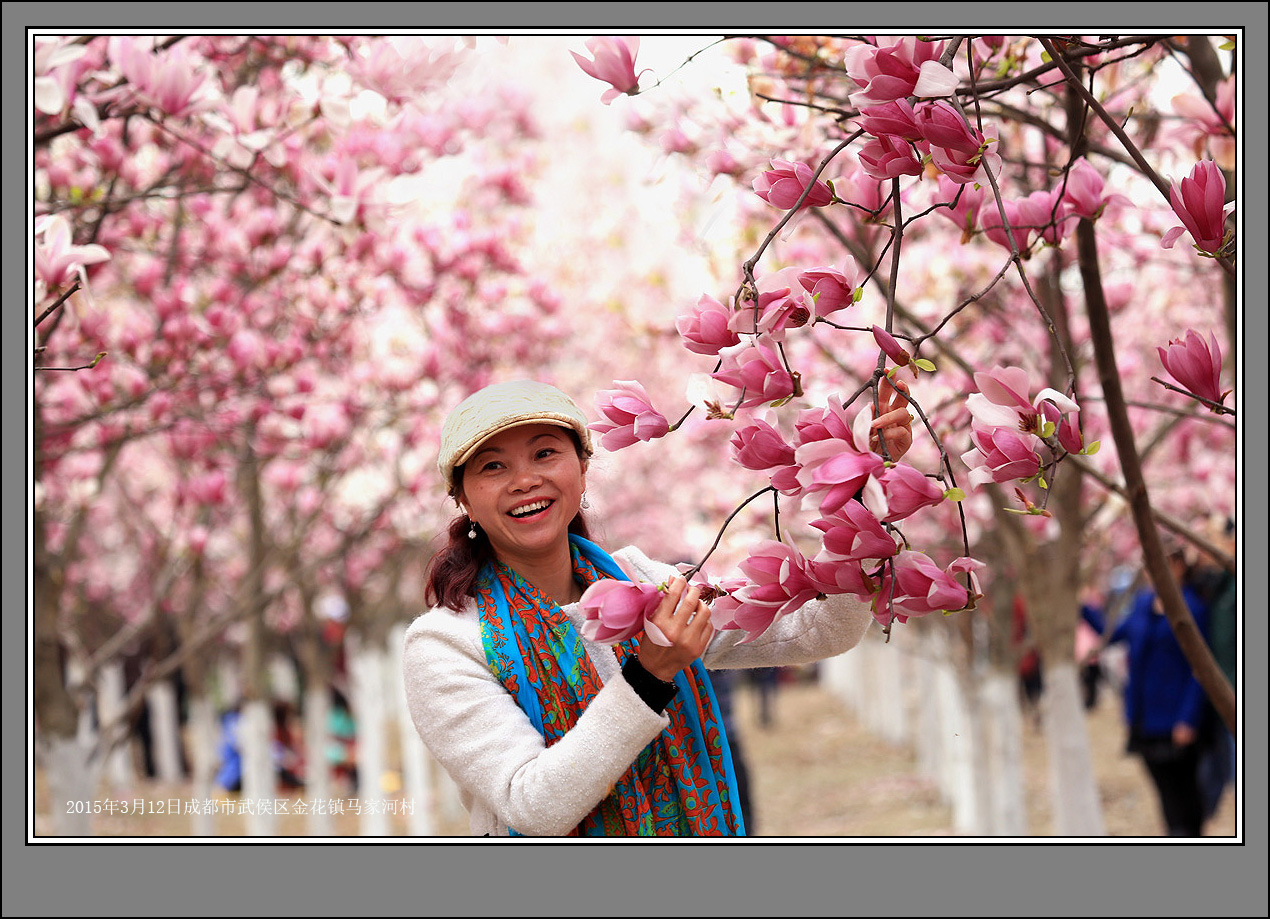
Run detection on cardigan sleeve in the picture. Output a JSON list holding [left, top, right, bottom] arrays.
[[611, 546, 876, 670], [401, 605, 670, 837]]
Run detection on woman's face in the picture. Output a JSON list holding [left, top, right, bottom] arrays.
[[457, 423, 587, 567]]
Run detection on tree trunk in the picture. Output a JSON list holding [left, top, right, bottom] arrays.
[[239, 697, 276, 835], [1040, 660, 1106, 836], [145, 678, 184, 782], [348, 631, 390, 836], [302, 684, 335, 836], [391, 621, 436, 836], [96, 660, 135, 794], [980, 668, 1029, 835], [38, 734, 99, 837], [185, 689, 218, 836]]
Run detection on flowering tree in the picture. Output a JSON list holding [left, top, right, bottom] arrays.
[[32, 34, 566, 834], [571, 34, 1237, 834]]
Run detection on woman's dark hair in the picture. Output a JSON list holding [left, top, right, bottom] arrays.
[[423, 429, 592, 612]]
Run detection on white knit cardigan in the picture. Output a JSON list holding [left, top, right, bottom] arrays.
[[401, 545, 874, 837]]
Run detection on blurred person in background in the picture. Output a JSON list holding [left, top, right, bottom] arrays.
[[1102, 544, 1212, 836]]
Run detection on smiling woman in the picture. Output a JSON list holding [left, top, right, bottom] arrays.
[[404, 378, 913, 837]]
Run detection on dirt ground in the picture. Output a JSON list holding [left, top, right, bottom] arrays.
[[32, 669, 1237, 839], [729, 668, 1239, 839]]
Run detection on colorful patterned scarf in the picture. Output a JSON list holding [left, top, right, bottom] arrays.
[[476, 534, 745, 837]]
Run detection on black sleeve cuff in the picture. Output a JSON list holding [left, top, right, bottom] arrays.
[[622, 655, 679, 713]]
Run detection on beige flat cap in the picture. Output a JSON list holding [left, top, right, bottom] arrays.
[[438, 380, 594, 494]]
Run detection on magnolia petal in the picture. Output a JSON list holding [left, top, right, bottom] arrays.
[[642, 618, 672, 647], [912, 60, 959, 97]]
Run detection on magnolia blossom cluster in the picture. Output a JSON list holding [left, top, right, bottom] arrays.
[[959, 365, 1088, 492]]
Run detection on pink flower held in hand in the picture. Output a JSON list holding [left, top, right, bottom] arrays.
[[571, 37, 646, 105], [1161, 160, 1233, 256], [753, 159, 834, 210], [589, 381, 671, 451], [1157, 329, 1227, 407], [578, 579, 664, 644]]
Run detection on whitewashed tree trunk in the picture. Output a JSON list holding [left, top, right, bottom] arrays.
[[348, 635, 389, 836], [185, 692, 218, 836], [40, 734, 99, 837], [391, 623, 436, 836], [145, 679, 184, 782], [930, 634, 980, 834], [980, 668, 1029, 835], [269, 653, 300, 705], [1041, 660, 1106, 836], [303, 684, 334, 836], [96, 660, 134, 793], [239, 698, 276, 836]]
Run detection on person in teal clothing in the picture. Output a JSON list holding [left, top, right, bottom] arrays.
[[1105, 547, 1212, 836]]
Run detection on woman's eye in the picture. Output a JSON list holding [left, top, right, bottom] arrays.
[[536, 448, 557, 459]]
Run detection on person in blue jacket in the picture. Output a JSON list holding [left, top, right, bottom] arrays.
[[1105, 547, 1211, 836]]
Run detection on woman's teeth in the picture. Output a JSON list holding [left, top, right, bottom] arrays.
[[509, 500, 551, 518]]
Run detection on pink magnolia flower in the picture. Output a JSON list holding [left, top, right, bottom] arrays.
[[752, 158, 834, 210], [914, 100, 981, 152], [872, 325, 911, 367], [722, 541, 824, 641], [874, 552, 982, 624], [858, 133, 924, 181], [730, 417, 797, 472], [590, 380, 671, 451], [845, 37, 953, 108], [1016, 187, 1068, 247], [711, 342, 797, 409], [677, 293, 741, 355], [797, 262, 859, 320], [857, 99, 922, 141], [1161, 160, 1233, 256], [578, 579, 664, 644], [928, 134, 1001, 185], [571, 37, 646, 105], [1061, 157, 1130, 222], [1157, 329, 1227, 406], [935, 174, 987, 242], [109, 36, 212, 118], [805, 551, 875, 599], [875, 463, 946, 521], [810, 500, 899, 562], [795, 437, 886, 516], [967, 365, 1080, 433], [728, 286, 810, 342], [960, 426, 1042, 488], [979, 198, 1029, 252], [33, 215, 111, 293]]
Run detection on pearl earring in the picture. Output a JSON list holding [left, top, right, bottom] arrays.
[[580, 492, 590, 509], [467, 518, 477, 540]]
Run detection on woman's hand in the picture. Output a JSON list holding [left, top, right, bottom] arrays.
[[637, 576, 714, 682], [869, 376, 915, 461]]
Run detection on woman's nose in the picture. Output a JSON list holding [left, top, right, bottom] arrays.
[[509, 462, 543, 490]]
